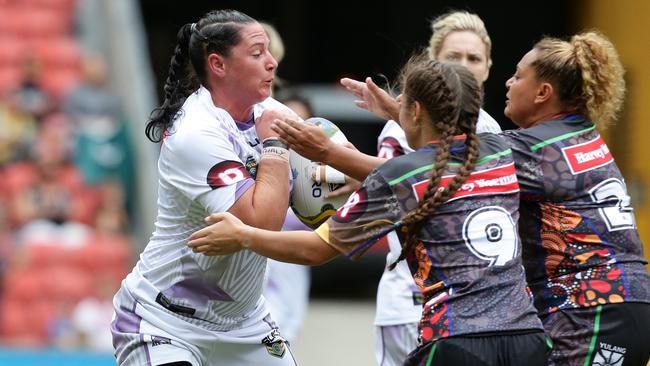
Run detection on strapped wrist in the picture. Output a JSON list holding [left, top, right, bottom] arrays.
[[262, 137, 287, 149], [261, 138, 289, 163]]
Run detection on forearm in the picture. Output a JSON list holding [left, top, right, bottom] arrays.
[[323, 145, 387, 182], [242, 228, 339, 265], [247, 158, 290, 230]]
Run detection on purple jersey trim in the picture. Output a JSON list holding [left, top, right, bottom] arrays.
[[235, 178, 255, 202], [234, 116, 255, 131], [162, 277, 234, 306]]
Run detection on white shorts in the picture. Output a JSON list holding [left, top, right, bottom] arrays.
[[112, 286, 299, 366], [374, 322, 419, 366]]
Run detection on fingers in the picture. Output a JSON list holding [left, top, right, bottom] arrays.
[[189, 213, 227, 240], [365, 77, 380, 91], [277, 136, 289, 146], [354, 101, 369, 110], [325, 187, 351, 198], [340, 78, 368, 100], [204, 213, 227, 224], [189, 227, 208, 241], [272, 118, 301, 137], [190, 244, 225, 256]]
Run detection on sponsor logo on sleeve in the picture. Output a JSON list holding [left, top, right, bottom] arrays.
[[207, 160, 251, 189], [412, 163, 519, 202], [332, 187, 368, 223], [378, 137, 405, 159], [562, 136, 613, 175]]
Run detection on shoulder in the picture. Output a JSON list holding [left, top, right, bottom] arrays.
[[254, 97, 298, 119], [477, 132, 511, 154], [375, 149, 431, 182], [501, 116, 594, 152], [163, 104, 234, 159], [477, 109, 502, 133]]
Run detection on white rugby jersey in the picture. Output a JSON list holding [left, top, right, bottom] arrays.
[[374, 108, 502, 326], [121, 86, 290, 332]]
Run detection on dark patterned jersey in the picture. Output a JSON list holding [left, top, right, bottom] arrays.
[[315, 133, 543, 343], [501, 115, 650, 316]]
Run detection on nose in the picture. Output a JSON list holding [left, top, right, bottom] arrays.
[[505, 77, 513, 89], [267, 52, 278, 71]]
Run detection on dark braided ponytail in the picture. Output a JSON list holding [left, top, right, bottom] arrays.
[[388, 58, 483, 270], [146, 10, 256, 142]]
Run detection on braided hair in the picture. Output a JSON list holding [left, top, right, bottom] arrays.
[[145, 10, 256, 142], [388, 57, 482, 270]]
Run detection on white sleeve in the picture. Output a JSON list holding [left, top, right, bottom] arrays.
[[376, 120, 414, 158], [164, 119, 254, 214], [477, 109, 502, 133]]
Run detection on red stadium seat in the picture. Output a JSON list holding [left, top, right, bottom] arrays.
[[0, 37, 28, 67], [74, 234, 132, 271], [44, 266, 94, 303], [0, 7, 22, 36], [7, 8, 72, 37], [0, 67, 22, 97], [0, 299, 48, 345], [3, 270, 47, 303], [34, 37, 81, 70], [26, 0, 77, 12], [39, 67, 81, 100], [21, 243, 73, 270]]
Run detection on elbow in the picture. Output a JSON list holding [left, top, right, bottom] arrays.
[[300, 245, 337, 266], [303, 254, 328, 266]]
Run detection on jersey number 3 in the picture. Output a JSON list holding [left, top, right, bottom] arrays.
[[462, 206, 518, 266]]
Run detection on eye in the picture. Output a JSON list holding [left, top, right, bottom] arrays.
[[469, 55, 483, 63]]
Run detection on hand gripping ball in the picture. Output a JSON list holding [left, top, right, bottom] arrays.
[[289, 118, 351, 228]]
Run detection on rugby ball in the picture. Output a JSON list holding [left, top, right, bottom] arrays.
[[290, 118, 351, 229]]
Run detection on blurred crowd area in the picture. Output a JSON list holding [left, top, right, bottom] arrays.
[[0, 0, 133, 353]]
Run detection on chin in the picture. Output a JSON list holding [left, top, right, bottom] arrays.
[[259, 88, 272, 101]]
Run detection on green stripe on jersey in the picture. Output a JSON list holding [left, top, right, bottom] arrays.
[[388, 149, 512, 186], [530, 125, 596, 152], [583, 305, 603, 366], [425, 342, 438, 366]]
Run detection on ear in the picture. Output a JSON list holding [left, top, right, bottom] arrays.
[[534, 82, 554, 104], [207, 53, 226, 77], [412, 100, 422, 123]]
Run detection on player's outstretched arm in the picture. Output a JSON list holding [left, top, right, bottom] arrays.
[[340, 77, 400, 122], [188, 213, 339, 265], [271, 118, 385, 182]]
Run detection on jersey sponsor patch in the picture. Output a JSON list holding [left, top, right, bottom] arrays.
[[412, 163, 519, 202], [378, 137, 405, 159], [150, 335, 172, 347], [561, 136, 613, 175], [332, 187, 368, 223], [207, 160, 251, 189], [592, 342, 626, 366]]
